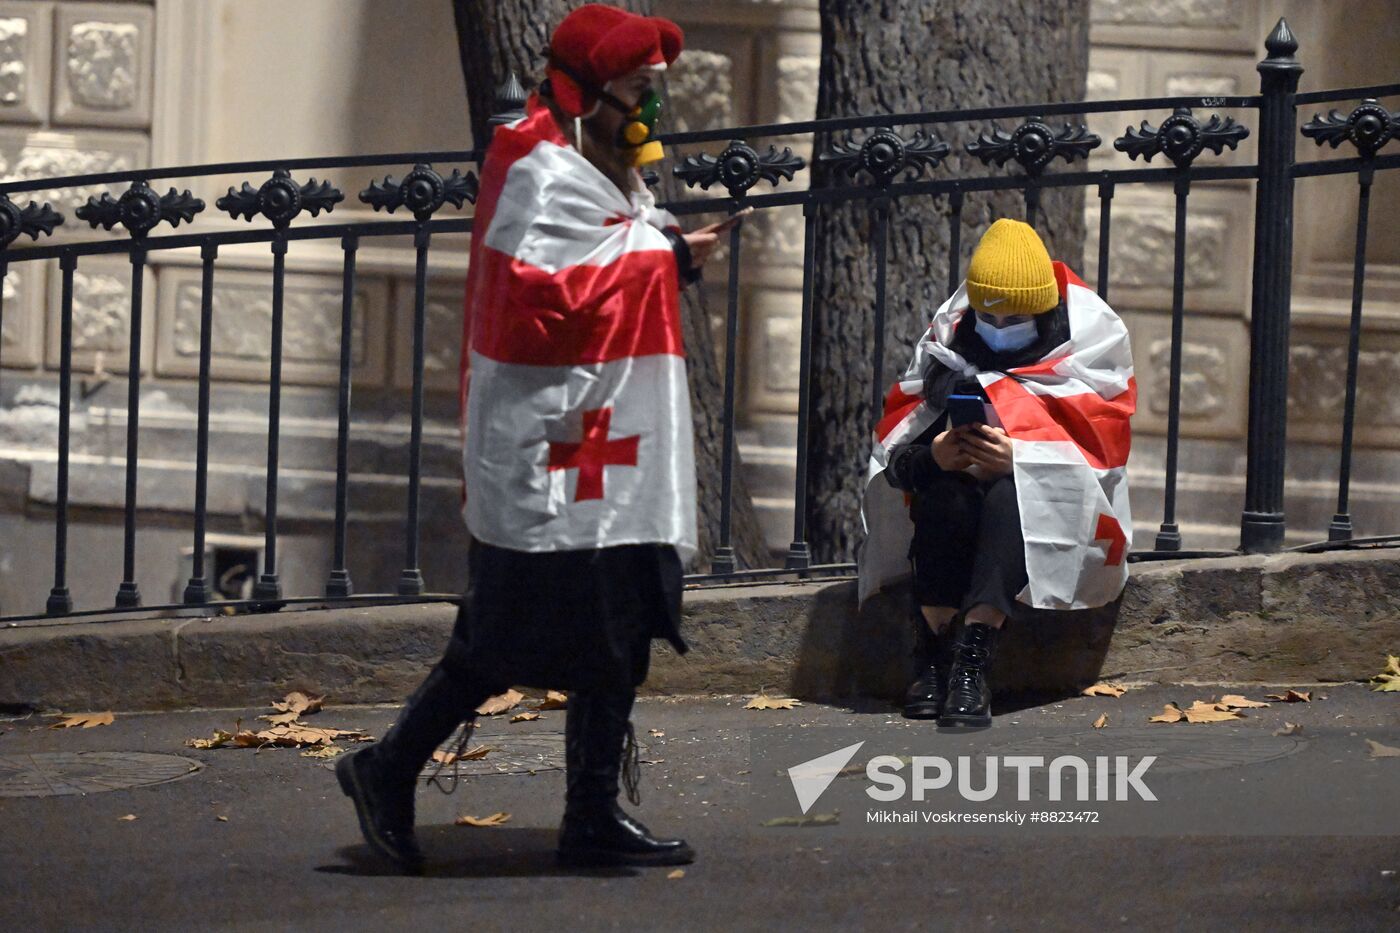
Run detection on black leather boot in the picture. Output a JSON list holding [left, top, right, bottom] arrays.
[[557, 688, 694, 867], [937, 621, 1001, 728], [902, 613, 956, 720], [336, 663, 484, 874]]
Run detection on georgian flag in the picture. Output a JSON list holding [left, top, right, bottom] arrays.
[[859, 263, 1136, 610], [459, 97, 697, 561]]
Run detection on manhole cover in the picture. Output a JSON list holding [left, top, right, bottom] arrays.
[[0, 752, 203, 798], [327, 732, 568, 778], [978, 728, 1307, 775]]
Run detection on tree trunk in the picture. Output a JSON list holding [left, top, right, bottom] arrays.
[[806, 0, 1091, 562], [450, 0, 769, 570]]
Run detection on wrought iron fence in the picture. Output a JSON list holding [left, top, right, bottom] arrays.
[[0, 18, 1396, 623]]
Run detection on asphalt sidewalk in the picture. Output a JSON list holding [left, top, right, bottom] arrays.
[[1, 685, 1398, 931]]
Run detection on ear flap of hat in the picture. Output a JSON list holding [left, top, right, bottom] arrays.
[[652, 17, 683, 65]]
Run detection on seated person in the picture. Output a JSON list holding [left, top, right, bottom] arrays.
[[858, 219, 1137, 728]]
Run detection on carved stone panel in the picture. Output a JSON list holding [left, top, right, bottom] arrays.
[[0, 2, 52, 125], [1090, 0, 1259, 52], [1122, 309, 1247, 439], [1288, 330, 1400, 448], [52, 2, 155, 129], [742, 286, 803, 415], [390, 278, 466, 393], [665, 48, 734, 134], [0, 127, 149, 218], [43, 254, 154, 375], [1, 260, 44, 369], [154, 264, 389, 388], [1145, 51, 1258, 165], [1083, 184, 1253, 316], [1085, 46, 1148, 171]]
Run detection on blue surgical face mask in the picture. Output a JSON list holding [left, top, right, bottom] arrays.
[[974, 313, 1038, 353]]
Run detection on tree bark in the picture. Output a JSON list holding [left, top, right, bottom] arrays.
[[806, 0, 1091, 562], [450, 0, 769, 570]]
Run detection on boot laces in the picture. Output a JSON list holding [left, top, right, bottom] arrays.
[[621, 721, 643, 807], [426, 718, 479, 796]]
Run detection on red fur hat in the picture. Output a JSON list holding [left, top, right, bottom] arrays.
[[545, 3, 683, 117]]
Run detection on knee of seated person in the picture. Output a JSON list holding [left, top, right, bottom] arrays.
[[910, 475, 978, 525], [983, 474, 1020, 513]]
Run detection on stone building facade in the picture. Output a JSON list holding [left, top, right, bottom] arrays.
[[0, 0, 1396, 615]]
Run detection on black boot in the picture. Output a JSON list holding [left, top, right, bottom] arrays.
[[902, 613, 956, 720], [336, 663, 483, 874], [557, 688, 694, 867], [937, 621, 1001, 728]]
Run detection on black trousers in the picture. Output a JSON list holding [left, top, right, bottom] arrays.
[[909, 471, 1029, 619]]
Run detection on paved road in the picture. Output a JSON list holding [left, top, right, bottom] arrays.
[[1, 683, 1397, 931]]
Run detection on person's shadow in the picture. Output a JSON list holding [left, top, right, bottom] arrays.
[[318, 826, 638, 879]]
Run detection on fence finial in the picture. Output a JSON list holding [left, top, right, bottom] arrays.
[[1263, 18, 1299, 65]]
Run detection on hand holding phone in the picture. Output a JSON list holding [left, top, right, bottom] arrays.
[[699, 206, 755, 235], [945, 393, 987, 429]]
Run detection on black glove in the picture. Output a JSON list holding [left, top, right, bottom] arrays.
[[662, 228, 703, 288]]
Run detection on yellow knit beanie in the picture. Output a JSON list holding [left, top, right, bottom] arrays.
[[965, 219, 1059, 316]]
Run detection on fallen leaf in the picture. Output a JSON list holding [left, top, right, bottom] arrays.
[[301, 746, 344, 759], [259, 710, 302, 726], [432, 749, 460, 765], [461, 744, 492, 760], [1366, 739, 1400, 759], [1370, 655, 1400, 692], [1149, 703, 1184, 724], [510, 711, 541, 723], [745, 695, 802, 710], [118, 814, 137, 822], [1218, 694, 1271, 709], [1082, 682, 1127, 698], [455, 812, 511, 827], [531, 690, 569, 711], [761, 812, 839, 827], [272, 692, 324, 716], [1265, 690, 1312, 703], [1273, 722, 1303, 736], [667, 869, 685, 880], [476, 690, 525, 716], [256, 724, 370, 747], [50, 711, 115, 729], [1092, 713, 1108, 729], [649, 729, 665, 737], [216, 816, 229, 822], [1183, 700, 1244, 723], [186, 729, 236, 750]]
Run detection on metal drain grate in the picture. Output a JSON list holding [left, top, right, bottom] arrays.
[[0, 752, 203, 798], [978, 727, 1307, 775]]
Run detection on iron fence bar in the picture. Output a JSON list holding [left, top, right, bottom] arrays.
[[45, 253, 77, 616], [398, 226, 430, 596], [1155, 173, 1191, 551], [1096, 179, 1114, 300], [3, 592, 463, 628], [683, 562, 858, 586], [326, 235, 358, 598], [252, 235, 288, 603], [784, 202, 818, 570], [1289, 533, 1400, 554], [1292, 150, 1400, 178], [113, 247, 147, 608], [1294, 82, 1400, 106], [181, 243, 218, 605], [870, 196, 891, 419], [658, 94, 1262, 148], [0, 261, 5, 389], [711, 212, 743, 575], [946, 188, 965, 293], [1328, 164, 1375, 542], [1241, 20, 1303, 553], [1023, 181, 1041, 226]]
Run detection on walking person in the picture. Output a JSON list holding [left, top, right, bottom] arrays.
[[859, 219, 1136, 727], [338, 3, 729, 874]]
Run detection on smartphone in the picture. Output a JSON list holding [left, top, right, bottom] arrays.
[[711, 206, 755, 234], [945, 394, 986, 428]]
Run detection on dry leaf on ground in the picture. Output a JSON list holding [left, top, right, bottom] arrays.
[[667, 869, 685, 879], [745, 695, 802, 711], [1093, 713, 1109, 729], [1149, 703, 1184, 723], [1082, 682, 1127, 698], [118, 814, 137, 822], [259, 711, 302, 726], [1265, 689, 1312, 703], [1183, 700, 1245, 723], [1218, 694, 1271, 709], [649, 729, 665, 737], [761, 813, 839, 827], [1273, 722, 1303, 736], [510, 711, 541, 723], [1370, 655, 1400, 692], [476, 690, 525, 716], [50, 712, 115, 729], [531, 691, 569, 711], [455, 812, 511, 827], [187, 723, 369, 750], [272, 692, 324, 716], [1366, 739, 1400, 759], [216, 816, 229, 822], [301, 746, 344, 759]]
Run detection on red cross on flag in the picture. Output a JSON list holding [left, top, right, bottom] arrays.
[[459, 97, 697, 559]]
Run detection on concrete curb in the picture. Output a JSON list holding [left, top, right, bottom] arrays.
[[3, 549, 1397, 711]]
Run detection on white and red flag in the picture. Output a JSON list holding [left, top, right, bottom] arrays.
[[859, 263, 1136, 610], [459, 97, 697, 560]]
